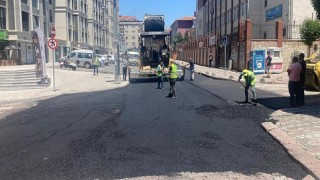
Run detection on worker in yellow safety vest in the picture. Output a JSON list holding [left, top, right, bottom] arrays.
[[157, 61, 164, 89], [238, 69, 256, 103], [92, 55, 100, 75], [169, 60, 178, 98]]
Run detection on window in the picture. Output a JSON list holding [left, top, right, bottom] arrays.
[[132, 30, 135, 33], [283, 28, 287, 37], [265, 0, 268, 7], [69, 52, 76, 57], [43, 22, 47, 36], [21, 0, 28, 4], [77, 53, 85, 58], [263, 32, 267, 39], [241, 2, 244, 16], [0, 7, 6, 29], [32, 0, 38, 8], [49, 10, 53, 22], [33, 15, 39, 29], [132, 36, 135, 39], [85, 53, 92, 59], [49, 0, 52, 4], [43, 0, 46, 15], [21, 11, 29, 31]]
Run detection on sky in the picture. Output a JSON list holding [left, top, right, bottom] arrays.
[[119, 0, 196, 28]]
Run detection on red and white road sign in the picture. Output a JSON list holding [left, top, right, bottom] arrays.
[[50, 26, 56, 38], [48, 38, 58, 50]]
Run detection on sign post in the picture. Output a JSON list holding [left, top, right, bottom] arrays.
[[222, 36, 228, 77], [49, 26, 57, 91]]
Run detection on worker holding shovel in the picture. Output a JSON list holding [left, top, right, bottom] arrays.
[[238, 69, 257, 103]]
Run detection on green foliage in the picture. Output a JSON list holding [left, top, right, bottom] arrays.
[[300, 19, 320, 46], [310, 0, 320, 19], [184, 31, 190, 42]]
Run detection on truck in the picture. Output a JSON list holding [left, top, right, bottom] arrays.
[[128, 15, 184, 83]]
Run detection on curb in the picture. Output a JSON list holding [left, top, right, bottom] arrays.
[[262, 122, 320, 180]]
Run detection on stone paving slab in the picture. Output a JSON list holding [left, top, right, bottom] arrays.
[[262, 122, 320, 180]]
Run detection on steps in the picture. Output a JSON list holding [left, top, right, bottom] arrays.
[[0, 69, 50, 91]]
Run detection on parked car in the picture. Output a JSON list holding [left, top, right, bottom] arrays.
[[67, 50, 94, 69], [95, 54, 107, 66], [105, 54, 115, 64]]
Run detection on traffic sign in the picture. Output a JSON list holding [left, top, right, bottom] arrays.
[[48, 38, 58, 49], [50, 26, 56, 38], [221, 35, 228, 46]]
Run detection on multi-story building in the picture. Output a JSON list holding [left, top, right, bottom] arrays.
[[1, 0, 55, 64], [197, 0, 316, 39], [170, 16, 196, 44], [56, 0, 115, 56], [119, 16, 142, 52]]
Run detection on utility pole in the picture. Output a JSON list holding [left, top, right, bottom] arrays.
[[113, 0, 120, 83]]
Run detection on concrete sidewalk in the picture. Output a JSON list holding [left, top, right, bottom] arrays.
[[175, 60, 288, 84], [0, 63, 128, 103]]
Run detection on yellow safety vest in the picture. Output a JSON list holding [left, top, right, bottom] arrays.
[[93, 56, 99, 65], [242, 69, 256, 86], [170, 64, 178, 79]]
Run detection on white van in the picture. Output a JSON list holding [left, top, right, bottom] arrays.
[[67, 50, 94, 69]]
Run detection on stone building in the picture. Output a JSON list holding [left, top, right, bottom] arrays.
[[119, 16, 142, 52], [55, 0, 116, 56], [170, 16, 196, 45], [2, 0, 55, 64], [183, 0, 317, 71]]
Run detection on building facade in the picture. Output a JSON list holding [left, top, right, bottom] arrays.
[[170, 16, 196, 45], [197, 0, 316, 39], [1, 0, 55, 64], [119, 16, 142, 52], [55, 0, 117, 57]]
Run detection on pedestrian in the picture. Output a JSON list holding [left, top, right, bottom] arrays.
[[92, 55, 99, 75], [209, 53, 213, 68], [266, 51, 272, 78], [287, 56, 302, 108], [298, 53, 306, 106], [238, 69, 257, 103], [157, 61, 164, 89], [122, 58, 128, 81], [189, 58, 195, 81], [168, 60, 178, 98]]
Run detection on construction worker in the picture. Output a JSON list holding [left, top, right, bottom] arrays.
[[157, 61, 164, 89], [238, 69, 256, 103], [92, 55, 99, 75], [169, 60, 178, 98]]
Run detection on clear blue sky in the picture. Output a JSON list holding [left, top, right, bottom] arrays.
[[119, 0, 196, 28]]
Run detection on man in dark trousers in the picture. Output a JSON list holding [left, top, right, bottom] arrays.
[[209, 53, 213, 68], [189, 58, 195, 81], [298, 53, 306, 106], [266, 51, 272, 78]]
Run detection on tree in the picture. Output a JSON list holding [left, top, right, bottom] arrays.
[[184, 31, 190, 42], [300, 18, 320, 54], [310, 0, 320, 19], [173, 32, 184, 48]]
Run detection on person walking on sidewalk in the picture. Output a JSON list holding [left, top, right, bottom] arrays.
[[168, 60, 178, 98], [122, 59, 128, 81], [209, 53, 213, 68], [287, 56, 302, 108], [265, 51, 272, 78], [298, 53, 306, 106], [157, 61, 164, 89], [238, 69, 257, 103], [92, 55, 99, 75], [189, 58, 195, 81]]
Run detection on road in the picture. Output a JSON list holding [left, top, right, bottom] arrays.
[[0, 70, 310, 179]]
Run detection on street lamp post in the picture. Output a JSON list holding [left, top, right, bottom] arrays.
[[109, 0, 120, 83]]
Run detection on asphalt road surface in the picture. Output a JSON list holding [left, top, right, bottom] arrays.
[[0, 70, 309, 179]]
